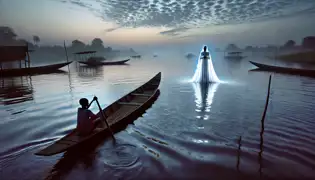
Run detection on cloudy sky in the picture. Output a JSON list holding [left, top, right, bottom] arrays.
[[0, 0, 315, 48]]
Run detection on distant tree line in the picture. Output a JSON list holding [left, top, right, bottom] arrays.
[[225, 36, 315, 51], [0, 26, 132, 55]]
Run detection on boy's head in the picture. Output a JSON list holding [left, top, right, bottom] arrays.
[[79, 98, 89, 109]]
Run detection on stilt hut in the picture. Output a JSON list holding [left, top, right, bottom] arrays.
[[0, 45, 30, 70]]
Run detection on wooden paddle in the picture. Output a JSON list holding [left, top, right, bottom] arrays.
[[93, 96, 116, 141]]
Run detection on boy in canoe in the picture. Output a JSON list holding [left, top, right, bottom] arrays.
[[77, 97, 100, 135]]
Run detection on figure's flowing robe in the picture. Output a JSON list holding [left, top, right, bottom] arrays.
[[192, 49, 220, 83], [200, 51, 210, 83]]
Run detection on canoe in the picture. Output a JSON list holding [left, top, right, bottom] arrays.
[[131, 55, 141, 58], [249, 61, 315, 77], [0, 61, 72, 77], [78, 59, 130, 66], [225, 56, 246, 60], [35, 72, 161, 156]]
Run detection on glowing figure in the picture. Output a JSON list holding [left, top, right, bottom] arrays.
[[192, 46, 220, 83]]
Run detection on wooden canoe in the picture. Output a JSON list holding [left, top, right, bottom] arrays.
[[249, 61, 315, 77], [78, 59, 130, 66], [0, 61, 72, 77], [224, 56, 246, 60], [131, 55, 141, 58], [35, 72, 161, 156]]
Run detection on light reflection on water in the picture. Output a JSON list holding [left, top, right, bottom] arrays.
[[0, 52, 315, 179]]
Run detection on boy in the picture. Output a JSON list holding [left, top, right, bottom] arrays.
[[77, 97, 99, 135]]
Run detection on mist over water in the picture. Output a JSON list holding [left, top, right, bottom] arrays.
[[0, 50, 315, 179]]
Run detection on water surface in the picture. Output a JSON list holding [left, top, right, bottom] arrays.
[[1, 51, 315, 179]]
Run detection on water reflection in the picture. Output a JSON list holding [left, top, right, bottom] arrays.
[[0, 77, 34, 105], [258, 108, 265, 177], [193, 82, 219, 115], [76, 66, 104, 78]]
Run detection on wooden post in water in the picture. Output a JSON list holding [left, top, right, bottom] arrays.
[[258, 75, 272, 177], [236, 136, 242, 172], [261, 75, 272, 123], [26, 51, 31, 68], [64, 41, 69, 63]]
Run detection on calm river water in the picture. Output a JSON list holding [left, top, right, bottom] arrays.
[[0, 51, 315, 179]]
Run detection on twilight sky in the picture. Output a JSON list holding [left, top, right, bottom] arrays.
[[0, 0, 315, 48]]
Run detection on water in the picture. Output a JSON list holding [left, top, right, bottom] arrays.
[[1, 51, 315, 179]]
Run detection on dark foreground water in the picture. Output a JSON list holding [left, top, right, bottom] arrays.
[[1, 51, 315, 180]]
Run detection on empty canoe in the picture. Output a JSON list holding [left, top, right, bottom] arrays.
[[0, 61, 72, 77], [78, 59, 130, 66], [35, 72, 161, 156], [249, 61, 315, 77]]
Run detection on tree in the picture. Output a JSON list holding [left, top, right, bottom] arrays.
[[33, 35, 40, 46], [284, 40, 295, 48], [71, 40, 86, 50], [91, 38, 104, 49], [226, 43, 239, 51], [302, 36, 315, 49], [0, 26, 17, 43], [245, 46, 253, 51]]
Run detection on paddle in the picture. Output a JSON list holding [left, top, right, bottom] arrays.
[[93, 96, 116, 142]]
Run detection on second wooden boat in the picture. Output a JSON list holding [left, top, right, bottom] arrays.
[[35, 72, 161, 156], [0, 61, 72, 77], [78, 59, 130, 66], [249, 61, 315, 77]]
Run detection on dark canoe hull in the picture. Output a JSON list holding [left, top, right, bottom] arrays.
[[249, 61, 315, 77], [78, 59, 130, 66], [225, 56, 246, 60], [0, 61, 72, 77], [35, 72, 162, 156]]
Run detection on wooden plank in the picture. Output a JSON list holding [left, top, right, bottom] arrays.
[[132, 96, 149, 103], [131, 93, 151, 97], [118, 102, 142, 106], [106, 105, 138, 124]]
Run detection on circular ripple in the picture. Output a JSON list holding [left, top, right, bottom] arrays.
[[102, 143, 139, 167]]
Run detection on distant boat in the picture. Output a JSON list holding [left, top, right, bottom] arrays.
[[78, 59, 130, 66], [153, 55, 158, 57], [73, 51, 103, 60], [249, 61, 315, 77], [224, 51, 246, 60], [0, 61, 72, 77], [131, 55, 141, 58]]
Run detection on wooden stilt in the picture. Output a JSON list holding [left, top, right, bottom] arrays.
[[26, 51, 31, 68]]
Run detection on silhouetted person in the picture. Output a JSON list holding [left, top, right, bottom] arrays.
[[201, 46, 210, 59], [200, 46, 210, 83], [77, 97, 99, 136]]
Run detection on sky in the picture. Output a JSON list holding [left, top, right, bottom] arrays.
[[0, 0, 315, 48]]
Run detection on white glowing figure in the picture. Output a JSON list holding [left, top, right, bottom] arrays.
[[192, 46, 220, 83]]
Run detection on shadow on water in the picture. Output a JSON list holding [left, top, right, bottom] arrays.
[[236, 136, 242, 173], [44, 138, 104, 180], [0, 76, 34, 105]]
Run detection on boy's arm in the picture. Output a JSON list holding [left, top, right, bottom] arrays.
[[88, 110, 99, 120]]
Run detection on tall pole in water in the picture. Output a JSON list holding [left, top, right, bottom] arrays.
[[64, 40, 69, 63]]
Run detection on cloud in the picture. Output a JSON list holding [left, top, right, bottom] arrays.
[[54, 0, 315, 29], [104, 27, 121, 33], [159, 27, 189, 36]]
